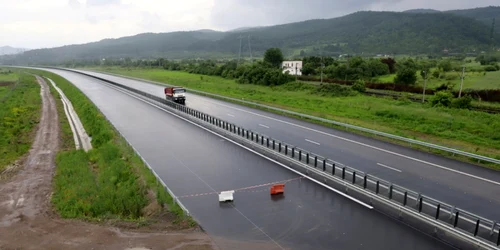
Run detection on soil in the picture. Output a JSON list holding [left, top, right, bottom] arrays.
[[0, 76, 217, 250]]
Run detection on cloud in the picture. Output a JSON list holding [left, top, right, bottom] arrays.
[[68, 0, 81, 9], [85, 0, 121, 6]]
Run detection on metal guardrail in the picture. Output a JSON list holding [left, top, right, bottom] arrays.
[[89, 70, 500, 165], [62, 68, 500, 248]]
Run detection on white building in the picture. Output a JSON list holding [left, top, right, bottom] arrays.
[[281, 60, 302, 75]]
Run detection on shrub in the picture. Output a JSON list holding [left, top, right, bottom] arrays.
[[484, 65, 498, 72], [352, 79, 366, 92], [451, 95, 473, 109], [430, 91, 453, 107], [445, 74, 459, 80]]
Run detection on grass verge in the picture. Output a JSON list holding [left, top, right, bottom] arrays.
[[0, 73, 41, 170], [87, 67, 500, 168], [22, 68, 195, 226]]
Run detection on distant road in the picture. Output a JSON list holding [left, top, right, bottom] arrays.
[[36, 68, 453, 250], [75, 70, 500, 221]]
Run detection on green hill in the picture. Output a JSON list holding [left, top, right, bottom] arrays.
[[446, 6, 500, 33], [2, 9, 499, 64]]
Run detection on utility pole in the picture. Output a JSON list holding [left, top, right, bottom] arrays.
[[320, 56, 324, 83], [248, 35, 253, 62], [238, 35, 243, 65], [422, 70, 427, 103], [459, 66, 465, 98]]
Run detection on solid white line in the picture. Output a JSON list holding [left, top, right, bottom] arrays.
[[227, 113, 235, 117], [377, 163, 402, 173], [103, 83, 373, 209], [194, 97, 500, 187], [305, 139, 321, 145], [259, 124, 270, 128]]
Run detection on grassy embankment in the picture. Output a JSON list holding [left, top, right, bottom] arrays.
[[23, 68, 194, 226], [88, 67, 500, 168], [0, 70, 41, 171]]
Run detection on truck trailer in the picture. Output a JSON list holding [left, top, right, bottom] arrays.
[[164, 87, 186, 104]]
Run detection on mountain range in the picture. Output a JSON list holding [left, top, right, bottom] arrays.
[[1, 6, 499, 65], [0, 46, 28, 56]]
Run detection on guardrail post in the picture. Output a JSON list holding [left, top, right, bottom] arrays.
[[363, 175, 367, 189], [314, 157, 317, 167], [323, 160, 326, 171], [418, 197, 423, 213], [256, 135, 259, 143], [497, 229, 500, 246], [342, 168, 345, 179], [449, 206, 455, 220], [416, 194, 421, 206], [279, 143, 282, 152], [376, 181, 379, 194], [292, 148, 295, 158], [332, 163, 335, 175], [435, 204, 441, 219], [261, 136, 264, 145], [352, 172, 356, 184], [246, 130, 249, 139], [388, 184, 393, 199], [299, 151, 302, 161], [238, 127, 240, 135], [474, 219, 480, 236], [403, 191, 407, 205], [454, 211, 459, 227], [490, 221, 496, 236], [267, 138, 269, 147], [273, 140, 275, 150], [251, 132, 254, 141], [306, 153, 309, 164], [285, 145, 288, 155]]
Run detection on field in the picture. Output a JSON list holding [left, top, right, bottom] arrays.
[[0, 68, 18, 83], [375, 66, 500, 91], [88, 67, 500, 165], [0, 72, 41, 170]]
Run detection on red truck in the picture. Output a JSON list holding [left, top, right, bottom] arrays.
[[164, 87, 186, 104]]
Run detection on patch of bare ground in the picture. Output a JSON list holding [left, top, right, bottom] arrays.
[[0, 76, 216, 250]]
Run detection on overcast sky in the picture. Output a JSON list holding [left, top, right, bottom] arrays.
[[0, 0, 497, 49]]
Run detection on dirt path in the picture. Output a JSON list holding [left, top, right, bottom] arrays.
[[0, 76, 216, 250]]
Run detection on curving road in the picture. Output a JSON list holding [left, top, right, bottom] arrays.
[[71, 69, 500, 222], [38, 68, 454, 250]]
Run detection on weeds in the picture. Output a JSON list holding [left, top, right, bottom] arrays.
[[0, 73, 41, 170]]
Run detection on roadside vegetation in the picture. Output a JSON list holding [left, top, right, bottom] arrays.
[[0, 71, 41, 171], [23, 68, 194, 226], [82, 65, 500, 166]]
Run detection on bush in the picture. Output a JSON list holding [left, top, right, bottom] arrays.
[[352, 79, 366, 92], [484, 65, 498, 72], [451, 95, 473, 109], [430, 91, 453, 107], [444, 74, 459, 80]]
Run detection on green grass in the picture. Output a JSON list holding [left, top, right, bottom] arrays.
[[0, 73, 41, 170], [0, 68, 18, 82], [376, 69, 500, 91], [20, 68, 194, 225], [88, 67, 500, 167]]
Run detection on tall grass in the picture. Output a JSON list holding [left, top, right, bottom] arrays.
[[0, 73, 41, 170], [21, 68, 193, 224], [90, 67, 500, 163]]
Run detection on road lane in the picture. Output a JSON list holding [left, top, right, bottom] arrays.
[[41, 68, 453, 250], [72, 69, 500, 220]]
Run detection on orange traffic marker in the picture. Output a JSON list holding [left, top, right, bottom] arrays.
[[270, 184, 285, 195]]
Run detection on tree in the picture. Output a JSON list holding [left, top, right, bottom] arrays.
[[438, 60, 453, 72], [394, 67, 417, 85], [381, 58, 396, 73], [264, 48, 284, 68]]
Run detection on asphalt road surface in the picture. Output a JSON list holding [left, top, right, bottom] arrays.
[[38, 68, 454, 250], [71, 69, 500, 222]]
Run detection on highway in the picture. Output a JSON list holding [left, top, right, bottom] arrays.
[[40, 68, 454, 250], [71, 69, 500, 221]]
